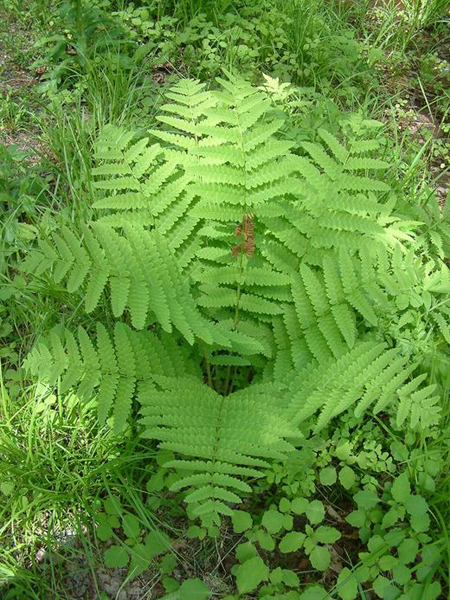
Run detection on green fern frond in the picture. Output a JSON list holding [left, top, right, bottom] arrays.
[[396, 380, 440, 430], [350, 139, 382, 154], [24, 323, 196, 433], [271, 316, 294, 380], [337, 174, 389, 193], [343, 157, 390, 171], [139, 377, 297, 525], [371, 363, 417, 415], [24, 223, 239, 346], [290, 257, 371, 357], [285, 341, 411, 430], [282, 304, 312, 368], [317, 128, 348, 163], [433, 312, 450, 345], [301, 141, 343, 180], [261, 239, 300, 274]]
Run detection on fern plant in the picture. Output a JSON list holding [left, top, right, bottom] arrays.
[[22, 75, 448, 527]]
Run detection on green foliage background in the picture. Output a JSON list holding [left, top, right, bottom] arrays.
[[0, 0, 449, 599]]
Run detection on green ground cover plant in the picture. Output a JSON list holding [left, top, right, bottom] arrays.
[[0, 1, 449, 599]]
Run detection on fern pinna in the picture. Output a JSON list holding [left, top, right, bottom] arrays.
[[23, 76, 448, 526]]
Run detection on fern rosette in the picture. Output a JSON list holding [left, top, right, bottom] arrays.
[[22, 75, 448, 523]]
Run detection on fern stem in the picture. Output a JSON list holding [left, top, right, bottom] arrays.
[[233, 280, 242, 327], [224, 233, 246, 396], [233, 229, 245, 328], [223, 365, 232, 396], [228, 366, 238, 395], [203, 351, 213, 389]]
